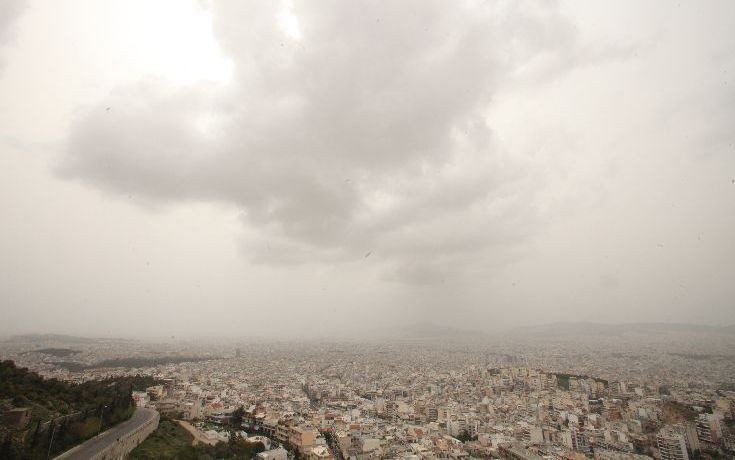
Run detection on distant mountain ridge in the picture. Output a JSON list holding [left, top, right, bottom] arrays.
[[506, 321, 735, 338], [381, 321, 735, 342], [402, 321, 486, 339], [356, 321, 488, 342], [3, 333, 136, 343], [3, 322, 733, 343]]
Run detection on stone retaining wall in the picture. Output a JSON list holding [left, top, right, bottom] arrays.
[[55, 409, 159, 460]]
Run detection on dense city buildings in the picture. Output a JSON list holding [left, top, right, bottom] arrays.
[[656, 429, 688, 460], [1, 324, 734, 459]]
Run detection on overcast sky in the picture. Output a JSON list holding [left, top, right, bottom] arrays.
[[0, 0, 733, 339]]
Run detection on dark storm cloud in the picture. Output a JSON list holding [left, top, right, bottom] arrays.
[[59, 1, 601, 284]]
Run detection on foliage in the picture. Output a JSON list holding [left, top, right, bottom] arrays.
[[456, 429, 477, 443], [129, 417, 266, 460], [55, 356, 215, 371], [231, 406, 245, 428], [662, 401, 697, 423], [0, 360, 157, 459], [553, 372, 607, 390], [128, 417, 195, 459], [27, 348, 79, 358]]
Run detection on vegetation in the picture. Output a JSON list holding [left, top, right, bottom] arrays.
[[55, 356, 215, 371], [23, 348, 79, 358], [129, 417, 266, 460], [0, 360, 156, 459], [554, 372, 608, 390], [230, 406, 245, 429], [128, 417, 195, 459], [456, 429, 477, 443], [662, 401, 697, 423]]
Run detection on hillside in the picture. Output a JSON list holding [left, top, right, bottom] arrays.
[[129, 417, 267, 460], [128, 417, 195, 459], [0, 360, 156, 459]]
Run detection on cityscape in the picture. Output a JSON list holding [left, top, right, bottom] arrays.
[[1, 0, 734, 459], [1, 323, 733, 459]]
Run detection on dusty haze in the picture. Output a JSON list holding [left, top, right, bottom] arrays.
[[1, 0, 734, 339]]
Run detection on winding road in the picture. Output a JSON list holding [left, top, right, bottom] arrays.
[[54, 407, 158, 460]]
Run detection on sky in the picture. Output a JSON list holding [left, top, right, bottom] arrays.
[[0, 0, 733, 339]]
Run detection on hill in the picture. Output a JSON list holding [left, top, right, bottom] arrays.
[[507, 322, 735, 338], [3, 334, 136, 344], [0, 360, 156, 459]]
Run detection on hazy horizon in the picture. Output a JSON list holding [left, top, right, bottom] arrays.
[[3, 320, 735, 344], [1, 0, 734, 338]]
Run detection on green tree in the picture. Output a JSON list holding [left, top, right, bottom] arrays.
[[456, 430, 477, 443], [231, 406, 245, 428], [1, 434, 15, 459], [27, 420, 40, 447], [228, 429, 240, 448]]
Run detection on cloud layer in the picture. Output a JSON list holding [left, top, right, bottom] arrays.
[[60, 1, 599, 284], [0, 0, 25, 73], [1, 0, 734, 337]]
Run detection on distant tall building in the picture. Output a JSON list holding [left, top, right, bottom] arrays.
[[188, 398, 202, 420], [696, 413, 723, 446], [162, 378, 175, 396], [657, 429, 689, 460], [675, 423, 700, 453], [572, 429, 590, 454], [236, 348, 242, 358]]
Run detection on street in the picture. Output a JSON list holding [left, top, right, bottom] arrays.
[[54, 408, 158, 460]]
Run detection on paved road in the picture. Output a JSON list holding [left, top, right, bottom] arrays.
[[55, 407, 158, 459]]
